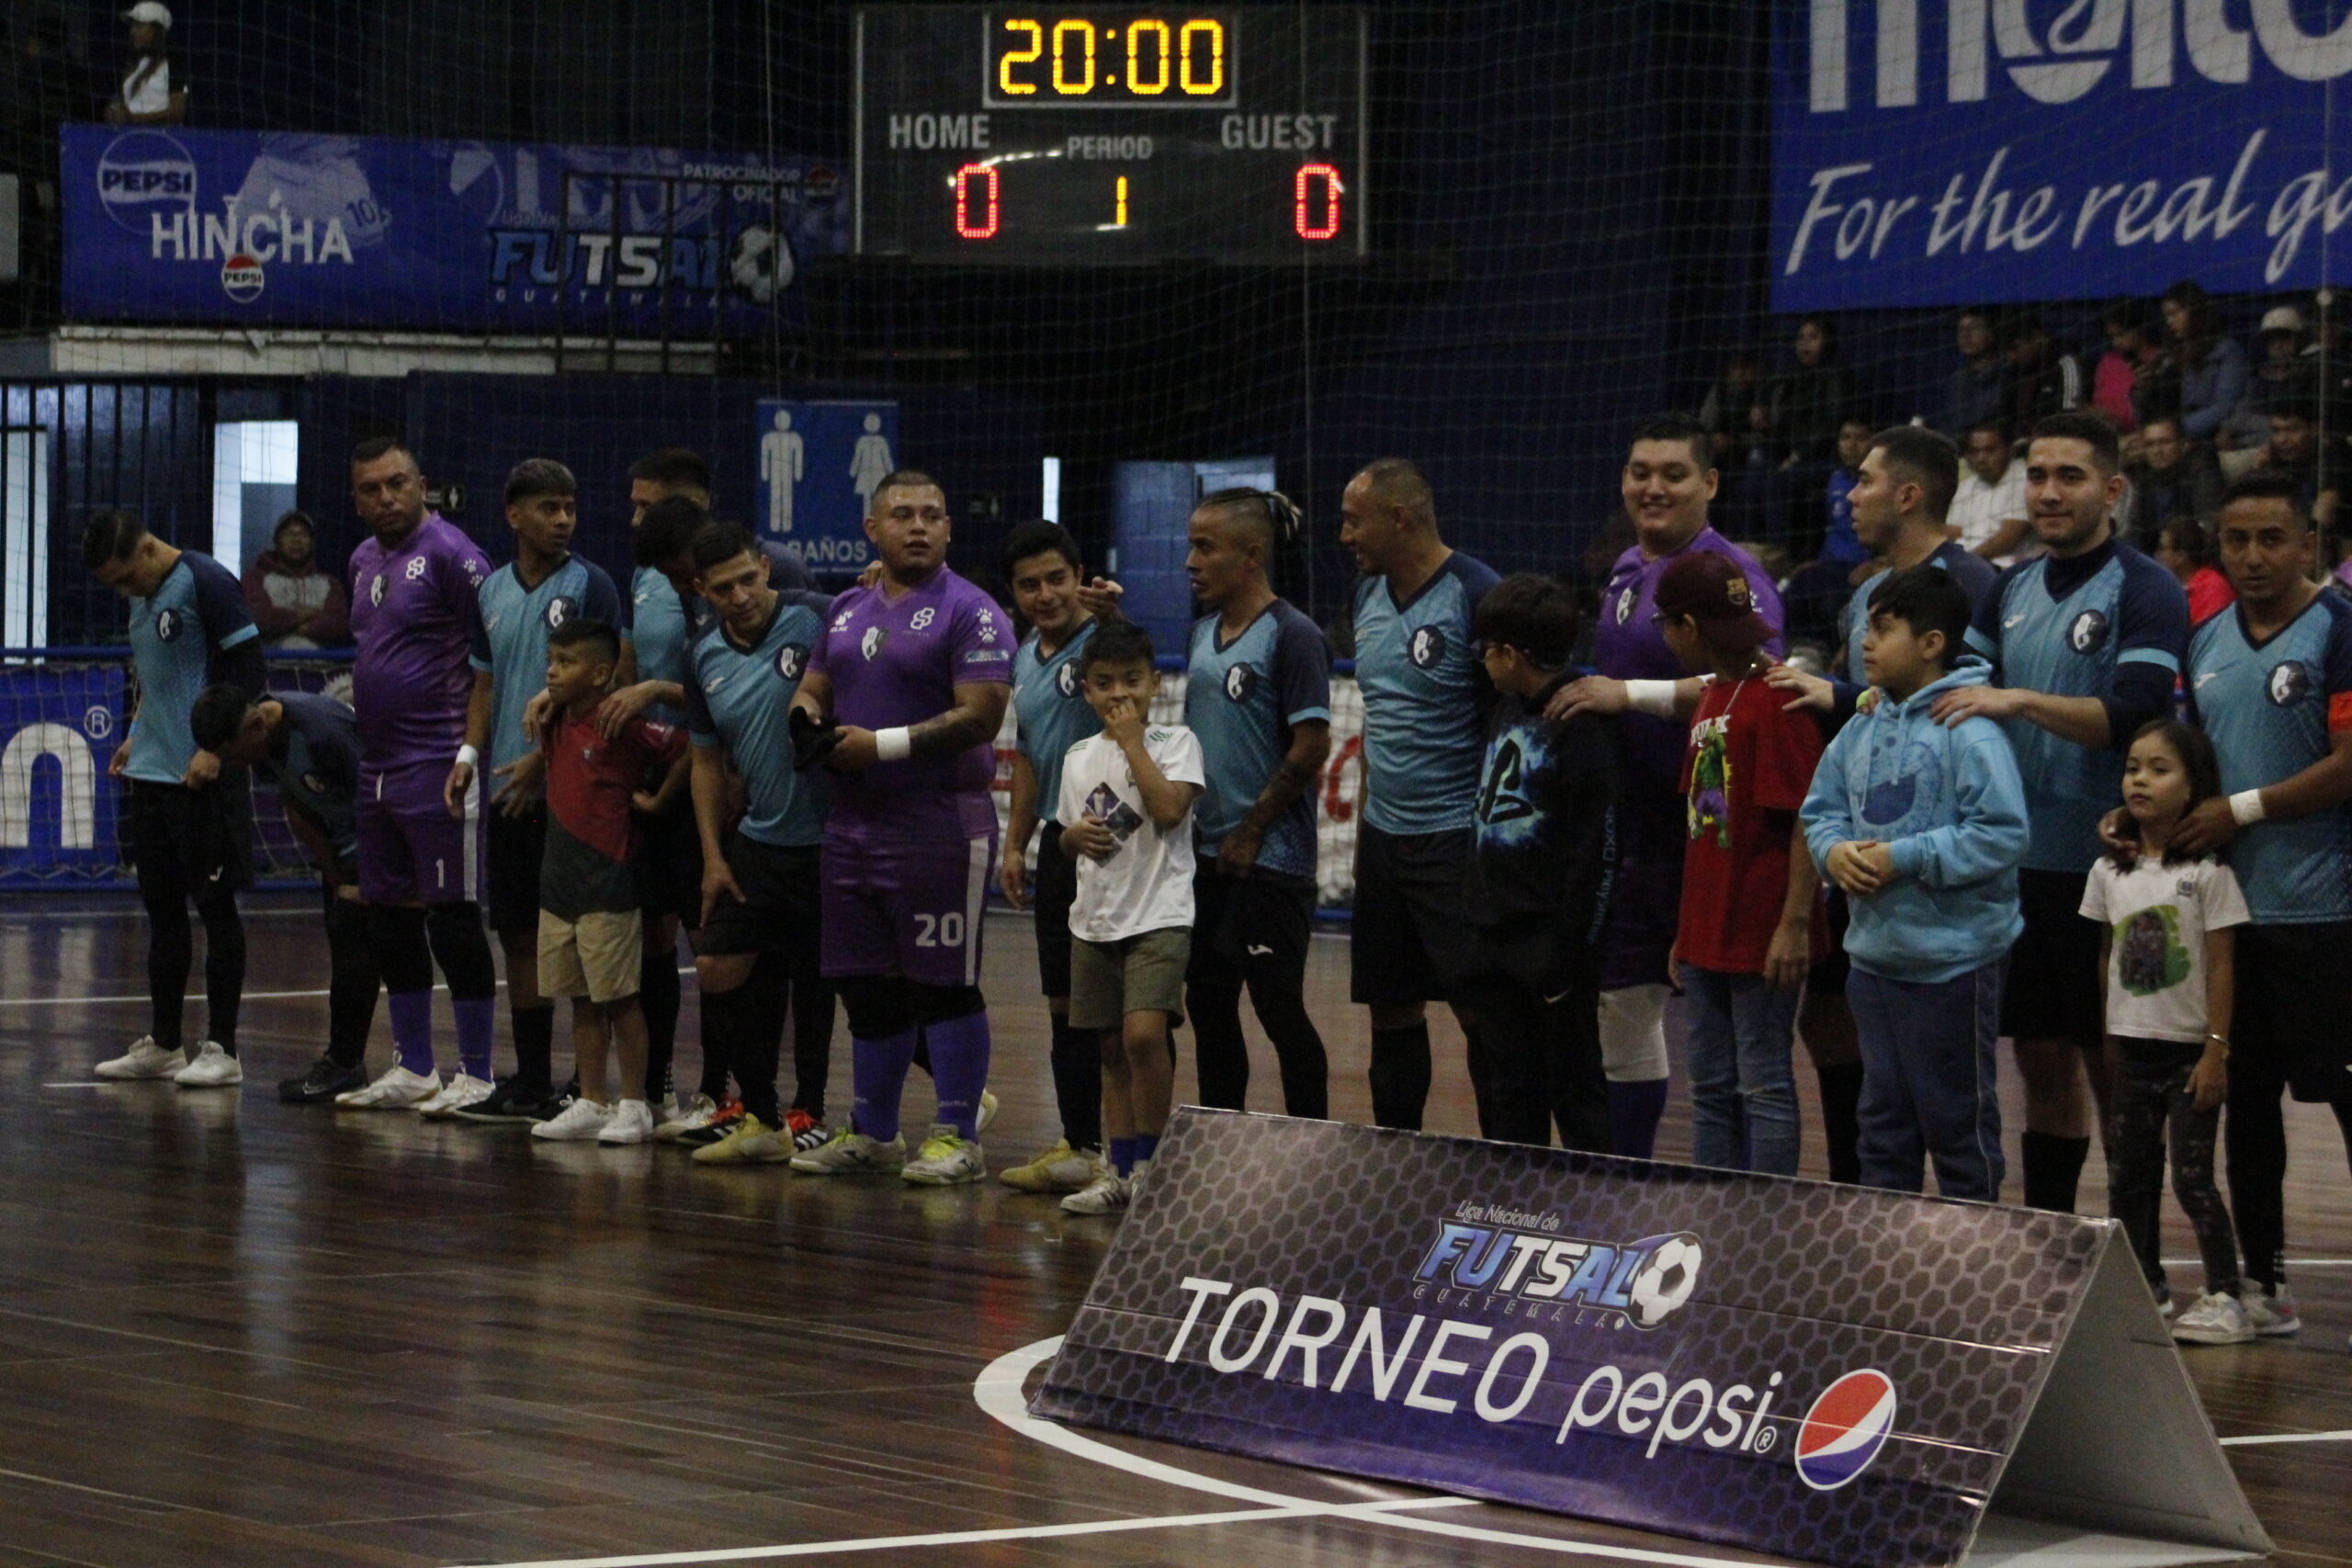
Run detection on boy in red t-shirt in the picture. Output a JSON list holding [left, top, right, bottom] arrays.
[[1658, 552, 1824, 1176], [528, 617, 689, 1145]]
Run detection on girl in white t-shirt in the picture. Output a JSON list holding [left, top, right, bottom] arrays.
[[2080, 721, 2250, 1345]]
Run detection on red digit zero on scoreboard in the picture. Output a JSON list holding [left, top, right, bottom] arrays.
[[854, 7, 1368, 265]]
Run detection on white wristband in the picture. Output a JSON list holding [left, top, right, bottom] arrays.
[[875, 727, 912, 763], [455, 744, 480, 770], [1624, 680, 1679, 718], [2229, 788, 2267, 827]]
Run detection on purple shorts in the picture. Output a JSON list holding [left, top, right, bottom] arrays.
[[356, 768, 481, 906], [820, 827, 995, 987]]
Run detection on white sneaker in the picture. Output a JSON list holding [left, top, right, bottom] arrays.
[[656, 1093, 722, 1142], [598, 1100, 657, 1145], [977, 1088, 1000, 1134], [531, 1099, 613, 1141], [335, 1065, 442, 1110], [902, 1124, 986, 1186], [2240, 1284, 2301, 1337], [95, 1036, 183, 1080], [651, 1093, 682, 1125], [2171, 1290, 2255, 1346], [1129, 1157, 1151, 1199], [171, 1042, 243, 1089], [417, 1072, 495, 1119], [1060, 1168, 1131, 1215], [789, 1127, 907, 1175]]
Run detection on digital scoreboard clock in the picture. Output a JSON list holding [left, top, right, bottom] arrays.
[[854, 7, 1367, 265]]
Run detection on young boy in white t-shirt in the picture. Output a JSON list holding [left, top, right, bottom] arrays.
[[1055, 620, 1204, 1215]]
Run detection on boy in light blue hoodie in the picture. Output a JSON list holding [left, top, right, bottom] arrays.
[[1802, 568, 2029, 1201]]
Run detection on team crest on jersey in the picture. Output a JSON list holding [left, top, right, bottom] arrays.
[[1225, 663, 1258, 703], [1056, 660, 1080, 697], [302, 772, 326, 795], [369, 573, 386, 606], [544, 595, 579, 630], [406, 557, 429, 581], [1615, 586, 1634, 625], [775, 643, 808, 681], [1408, 625, 1444, 670], [910, 606, 936, 632], [153, 608, 182, 642], [2068, 609, 2110, 654], [2267, 660, 2312, 705], [862, 626, 888, 660]]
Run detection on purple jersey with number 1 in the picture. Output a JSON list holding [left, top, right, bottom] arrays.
[[809, 565, 1012, 840], [350, 514, 492, 812]]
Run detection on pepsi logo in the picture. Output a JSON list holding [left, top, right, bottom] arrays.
[[1793, 1369, 1897, 1492], [96, 131, 197, 232], [221, 254, 266, 303]]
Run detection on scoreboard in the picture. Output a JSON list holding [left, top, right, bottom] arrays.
[[854, 8, 1367, 265]]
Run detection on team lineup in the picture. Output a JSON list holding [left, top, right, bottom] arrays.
[[76, 416, 2352, 1342]]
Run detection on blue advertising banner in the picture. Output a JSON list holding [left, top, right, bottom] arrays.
[[1034, 1109, 2270, 1568], [752, 400, 900, 573], [1770, 1, 2352, 310], [62, 126, 847, 333], [0, 667, 124, 886]]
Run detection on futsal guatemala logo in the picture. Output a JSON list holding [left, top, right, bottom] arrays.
[[1793, 1369, 1897, 1491]]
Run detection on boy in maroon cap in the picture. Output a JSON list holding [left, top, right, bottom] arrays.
[[1656, 552, 1823, 1176]]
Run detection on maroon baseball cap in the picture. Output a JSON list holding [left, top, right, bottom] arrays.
[[1653, 551, 1776, 652]]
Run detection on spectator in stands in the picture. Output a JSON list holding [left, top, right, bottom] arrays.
[[1936, 308, 2007, 438], [2003, 312, 2086, 428], [1, 14, 77, 326], [105, 3, 185, 126], [2302, 288, 2352, 433], [2221, 307, 2323, 456], [244, 512, 351, 649], [2153, 518, 2235, 626], [1758, 315, 1857, 469], [2092, 299, 2159, 434], [1950, 419, 2030, 564], [2121, 415, 2223, 548], [1780, 415, 1877, 648], [2155, 281, 2246, 444], [1699, 350, 1768, 470], [2251, 403, 2345, 530]]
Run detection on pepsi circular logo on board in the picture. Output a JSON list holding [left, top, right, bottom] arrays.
[[1793, 1369, 1897, 1491], [221, 254, 266, 303]]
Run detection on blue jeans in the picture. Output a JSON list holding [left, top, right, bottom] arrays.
[[1848, 963, 2006, 1201], [1679, 964, 1802, 1176]]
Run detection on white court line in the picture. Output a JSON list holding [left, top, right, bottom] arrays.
[[475, 1498, 1476, 1568], [974, 1336, 1783, 1568], [2162, 1258, 2352, 1269], [2219, 1429, 2352, 1447]]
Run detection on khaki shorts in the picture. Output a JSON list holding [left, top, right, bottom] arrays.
[[539, 908, 644, 1005], [1069, 927, 1191, 1031]]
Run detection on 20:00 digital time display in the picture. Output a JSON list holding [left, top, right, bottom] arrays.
[[856, 6, 1366, 265]]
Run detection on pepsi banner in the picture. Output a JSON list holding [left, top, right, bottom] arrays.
[[62, 126, 848, 333], [1771, 1, 2352, 309], [1034, 1110, 2269, 1568], [0, 666, 125, 886]]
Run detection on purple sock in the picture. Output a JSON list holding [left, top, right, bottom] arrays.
[[453, 996, 495, 1081], [1609, 1077, 1669, 1160], [1110, 1135, 1137, 1177], [1134, 1133, 1159, 1167], [388, 990, 435, 1077], [852, 1030, 919, 1142], [924, 1010, 993, 1140]]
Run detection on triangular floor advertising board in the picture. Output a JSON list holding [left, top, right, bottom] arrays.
[[1031, 1109, 2271, 1568]]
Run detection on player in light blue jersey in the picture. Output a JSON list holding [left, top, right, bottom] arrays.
[[1944, 412, 2188, 1213], [453, 460, 622, 1123], [85, 510, 266, 1089], [995, 522, 1110, 1195], [1182, 489, 1333, 1119], [1339, 458, 1499, 1132], [2165, 473, 2352, 1341]]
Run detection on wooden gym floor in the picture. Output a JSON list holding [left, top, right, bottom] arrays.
[[0, 894, 2345, 1568]]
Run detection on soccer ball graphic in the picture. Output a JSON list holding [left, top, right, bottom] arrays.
[[1625, 1232, 1703, 1328], [729, 224, 797, 303]]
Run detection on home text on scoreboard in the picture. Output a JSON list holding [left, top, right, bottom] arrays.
[[855, 7, 1367, 265]]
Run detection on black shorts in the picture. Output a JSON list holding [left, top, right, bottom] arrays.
[[635, 791, 705, 931], [2234, 922, 2352, 1102], [1349, 823, 1473, 1006], [486, 800, 548, 938], [1033, 823, 1078, 998], [1189, 864, 1315, 980], [1807, 887, 1852, 998], [2000, 867, 2103, 1045], [695, 833, 821, 962], [126, 774, 254, 895]]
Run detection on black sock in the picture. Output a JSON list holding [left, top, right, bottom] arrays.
[[1048, 1015, 1102, 1150], [787, 971, 834, 1122], [196, 889, 245, 1054], [323, 893, 380, 1067], [704, 979, 781, 1125], [640, 935, 679, 1100], [1815, 1061, 1865, 1185], [512, 1006, 557, 1091], [2020, 1130, 2091, 1212], [1369, 1023, 1432, 1130]]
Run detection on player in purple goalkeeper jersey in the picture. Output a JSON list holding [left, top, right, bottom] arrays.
[[787, 469, 1014, 1186], [334, 436, 504, 1111]]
